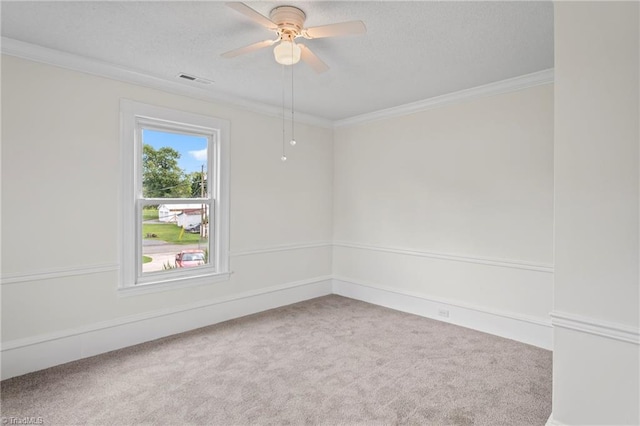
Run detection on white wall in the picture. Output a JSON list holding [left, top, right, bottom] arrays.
[[552, 2, 639, 425], [1, 56, 334, 374], [1, 51, 556, 379], [3, 5, 639, 421], [333, 84, 554, 344]]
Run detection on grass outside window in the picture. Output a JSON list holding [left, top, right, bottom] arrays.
[[142, 223, 206, 245]]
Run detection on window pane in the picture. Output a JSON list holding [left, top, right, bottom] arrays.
[[142, 129, 208, 199], [141, 203, 211, 273]]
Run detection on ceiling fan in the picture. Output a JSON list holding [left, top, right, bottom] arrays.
[[221, 2, 367, 73]]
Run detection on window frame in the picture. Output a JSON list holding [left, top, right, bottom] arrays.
[[120, 99, 230, 294]]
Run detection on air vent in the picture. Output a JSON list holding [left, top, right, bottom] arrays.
[[177, 73, 214, 85]]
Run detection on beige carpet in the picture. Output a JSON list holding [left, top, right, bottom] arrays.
[[1, 295, 552, 425]]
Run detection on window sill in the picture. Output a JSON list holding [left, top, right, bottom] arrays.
[[118, 271, 231, 297]]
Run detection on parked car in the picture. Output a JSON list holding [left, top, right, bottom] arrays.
[[175, 250, 205, 268], [185, 224, 200, 234]]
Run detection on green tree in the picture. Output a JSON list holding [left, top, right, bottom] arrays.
[[142, 144, 190, 198]]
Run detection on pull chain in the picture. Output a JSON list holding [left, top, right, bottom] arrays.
[[281, 63, 287, 162], [290, 49, 296, 146]]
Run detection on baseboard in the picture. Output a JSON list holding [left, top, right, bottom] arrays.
[[546, 414, 566, 426], [1, 277, 332, 380], [1, 275, 553, 380], [332, 277, 553, 350]]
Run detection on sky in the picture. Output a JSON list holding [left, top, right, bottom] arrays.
[[142, 129, 207, 174]]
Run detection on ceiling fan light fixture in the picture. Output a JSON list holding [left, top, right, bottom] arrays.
[[273, 40, 301, 65]]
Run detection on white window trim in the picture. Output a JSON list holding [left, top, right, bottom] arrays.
[[119, 99, 230, 295]]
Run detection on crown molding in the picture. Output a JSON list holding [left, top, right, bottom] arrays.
[[2, 37, 553, 130], [0, 37, 334, 129], [334, 68, 555, 128]]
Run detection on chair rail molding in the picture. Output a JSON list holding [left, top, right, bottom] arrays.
[[550, 311, 640, 345], [333, 241, 554, 273], [231, 241, 332, 257], [1, 263, 119, 285]]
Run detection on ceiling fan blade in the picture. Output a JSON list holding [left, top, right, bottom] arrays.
[[225, 2, 277, 30], [221, 39, 276, 58], [302, 21, 366, 39], [298, 44, 329, 74]]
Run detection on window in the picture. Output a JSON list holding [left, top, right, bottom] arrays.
[[120, 100, 230, 292]]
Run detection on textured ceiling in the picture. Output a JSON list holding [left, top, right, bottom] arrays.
[[1, 1, 553, 121]]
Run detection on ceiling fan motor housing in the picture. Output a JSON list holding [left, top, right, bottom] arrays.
[[270, 6, 306, 40]]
